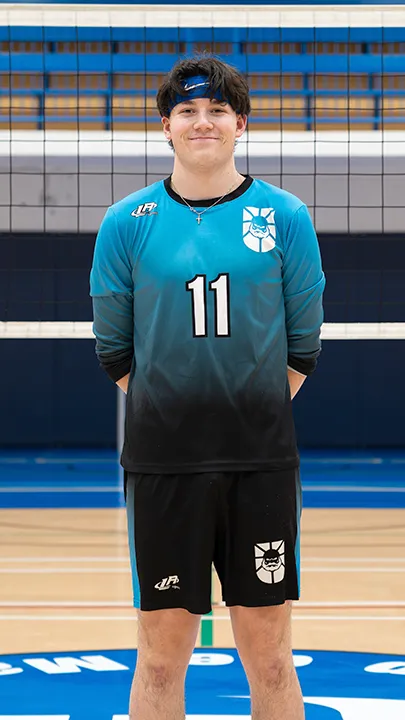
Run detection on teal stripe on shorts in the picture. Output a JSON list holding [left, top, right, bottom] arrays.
[[126, 477, 141, 608], [295, 470, 302, 596]]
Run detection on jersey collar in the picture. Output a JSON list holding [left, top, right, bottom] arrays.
[[164, 174, 253, 208]]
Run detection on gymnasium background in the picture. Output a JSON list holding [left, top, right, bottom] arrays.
[[1, 0, 404, 453]]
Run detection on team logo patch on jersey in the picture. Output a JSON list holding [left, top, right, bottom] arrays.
[[255, 541, 285, 584], [131, 202, 158, 218], [243, 207, 276, 252]]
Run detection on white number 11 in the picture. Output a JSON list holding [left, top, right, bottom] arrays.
[[186, 273, 231, 338]]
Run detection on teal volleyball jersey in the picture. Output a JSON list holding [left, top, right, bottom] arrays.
[[90, 176, 325, 473]]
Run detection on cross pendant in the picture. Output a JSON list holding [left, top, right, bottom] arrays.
[[196, 215, 202, 225]]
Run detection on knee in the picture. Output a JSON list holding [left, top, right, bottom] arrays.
[[140, 660, 177, 693], [248, 652, 294, 690], [136, 656, 188, 694]]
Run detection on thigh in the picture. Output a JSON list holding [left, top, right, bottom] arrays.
[[126, 471, 218, 614], [230, 602, 294, 671], [220, 468, 302, 607]]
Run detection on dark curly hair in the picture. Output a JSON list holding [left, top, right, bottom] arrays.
[[156, 54, 251, 118]]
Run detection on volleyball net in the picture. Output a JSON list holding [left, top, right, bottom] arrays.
[[0, 3, 404, 449]]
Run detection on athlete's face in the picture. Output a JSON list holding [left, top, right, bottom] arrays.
[[162, 98, 246, 168]]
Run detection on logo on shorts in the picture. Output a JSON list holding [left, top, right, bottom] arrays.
[[154, 575, 180, 591], [254, 541, 285, 584]]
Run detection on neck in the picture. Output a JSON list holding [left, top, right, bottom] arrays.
[[171, 162, 244, 200]]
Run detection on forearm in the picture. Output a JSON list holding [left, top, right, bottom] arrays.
[[288, 367, 306, 399], [92, 295, 134, 387], [116, 373, 130, 394]]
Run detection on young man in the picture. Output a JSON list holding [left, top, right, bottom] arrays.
[[91, 56, 325, 720]]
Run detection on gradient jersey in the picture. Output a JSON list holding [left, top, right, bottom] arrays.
[[90, 176, 325, 473]]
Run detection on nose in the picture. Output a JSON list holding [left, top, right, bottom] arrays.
[[193, 112, 214, 130]]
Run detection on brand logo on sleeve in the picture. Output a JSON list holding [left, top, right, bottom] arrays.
[[243, 207, 276, 252], [131, 202, 158, 218]]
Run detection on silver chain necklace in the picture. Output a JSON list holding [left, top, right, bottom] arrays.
[[171, 178, 240, 225]]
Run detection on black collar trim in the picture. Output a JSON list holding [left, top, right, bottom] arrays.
[[164, 174, 253, 208]]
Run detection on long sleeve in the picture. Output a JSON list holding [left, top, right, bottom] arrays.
[[282, 204, 325, 376], [90, 207, 134, 382]]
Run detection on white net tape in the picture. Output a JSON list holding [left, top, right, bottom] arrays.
[[1, 321, 404, 340], [0, 4, 403, 29]]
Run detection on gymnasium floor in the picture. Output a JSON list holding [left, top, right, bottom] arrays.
[[0, 449, 405, 719]]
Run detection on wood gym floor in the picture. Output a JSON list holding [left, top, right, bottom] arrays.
[[0, 451, 404, 655]]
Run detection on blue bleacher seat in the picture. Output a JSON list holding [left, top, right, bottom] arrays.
[[1, 26, 405, 131]]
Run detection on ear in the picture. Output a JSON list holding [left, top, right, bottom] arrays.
[[162, 116, 171, 141], [235, 114, 247, 138]]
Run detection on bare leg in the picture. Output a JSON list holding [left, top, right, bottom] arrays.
[[230, 602, 304, 720], [129, 608, 201, 720]]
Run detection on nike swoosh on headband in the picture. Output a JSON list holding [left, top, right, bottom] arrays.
[[183, 81, 210, 92]]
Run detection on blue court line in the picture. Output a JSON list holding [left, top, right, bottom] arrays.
[[0, 457, 117, 464], [304, 485, 405, 492], [2, 449, 405, 464], [0, 449, 404, 509], [2, 477, 404, 493], [0, 490, 126, 509], [0, 486, 121, 492], [0, 488, 404, 510]]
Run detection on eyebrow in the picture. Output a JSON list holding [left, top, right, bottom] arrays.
[[177, 99, 227, 107]]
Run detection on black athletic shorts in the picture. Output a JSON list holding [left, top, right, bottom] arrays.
[[125, 469, 302, 615]]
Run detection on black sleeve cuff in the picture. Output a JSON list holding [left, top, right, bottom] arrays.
[[97, 352, 133, 383], [288, 354, 318, 376]]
